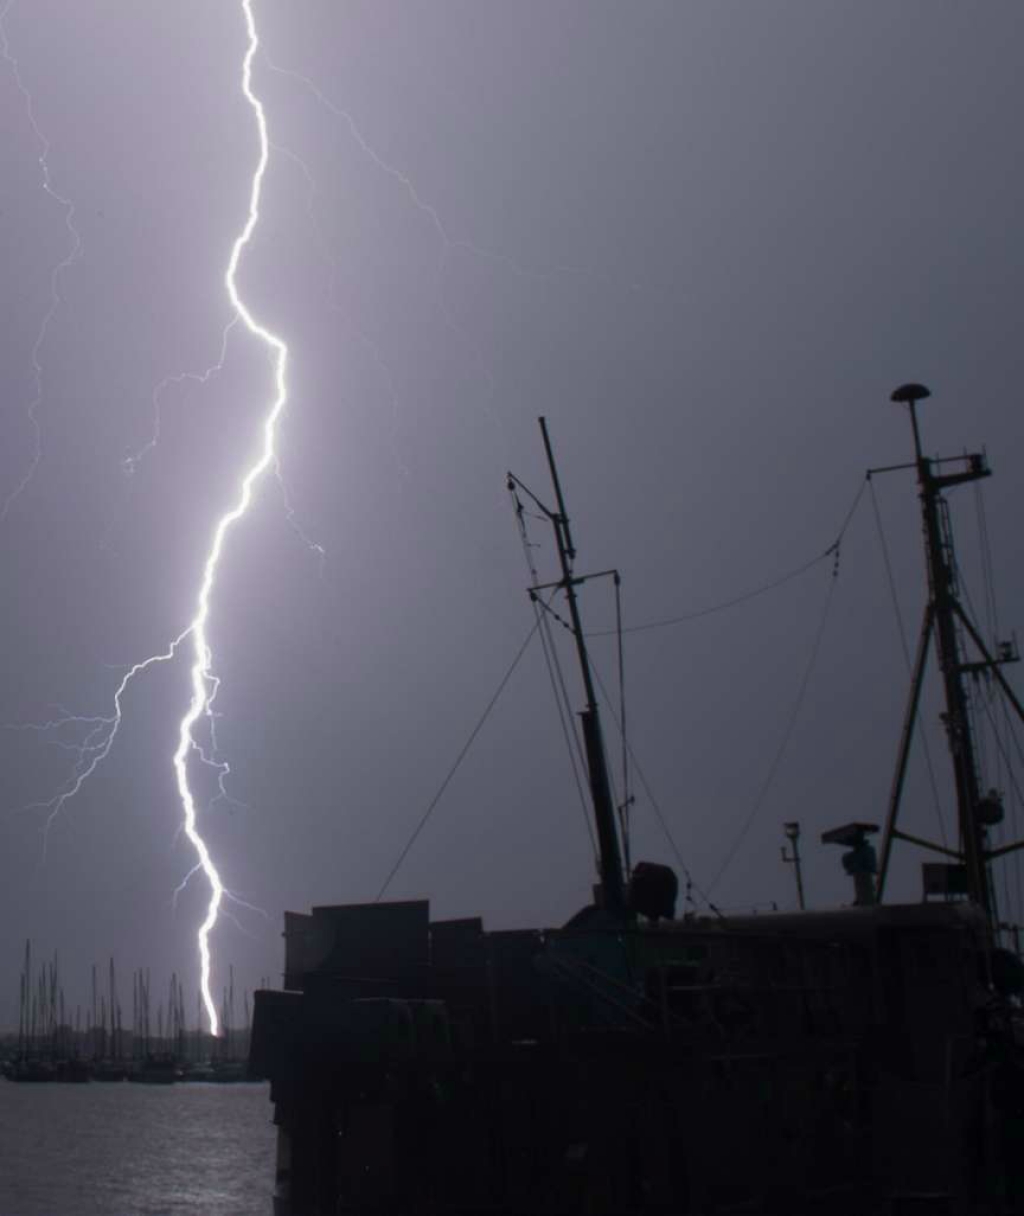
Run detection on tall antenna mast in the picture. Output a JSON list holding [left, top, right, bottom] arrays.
[[877, 383, 1024, 924], [508, 419, 627, 915]]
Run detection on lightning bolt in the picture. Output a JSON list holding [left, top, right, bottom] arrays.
[[170, 0, 290, 1036], [5, 0, 288, 1037], [6, 0, 639, 1041]]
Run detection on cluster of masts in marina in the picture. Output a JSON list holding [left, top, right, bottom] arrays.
[[2, 940, 263, 1083]]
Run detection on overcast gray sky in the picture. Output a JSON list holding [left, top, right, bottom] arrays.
[[2, 1, 1023, 1027]]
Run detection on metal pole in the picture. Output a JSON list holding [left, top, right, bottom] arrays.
[[877, 605, 934, 899], [895, 385, 991, 919], [538, 417, 626, 915], [781, 822, 806, 910]]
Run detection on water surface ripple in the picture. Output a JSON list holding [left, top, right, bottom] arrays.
[[0, 1082, 275, 1215]]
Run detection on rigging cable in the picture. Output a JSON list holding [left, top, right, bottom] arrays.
[[868, 476, 949, 848], [941, 493, 1015, 927], [591, 476, 867, 638], [978, 689, 1024, 916], [942, 497, 1013, 924], [531, 590, 601, 865], [510, 486, 599, 865], [375, 617, 541, 901], [965, 486, 1007, 867], [975, 480, 1001, 643], [614, 573, 632, 873], [590, 661, 723, 917], [970, 479, 1021, 925], [952, 511, 996, 790], [707, 551, 840, 896], [1001, 695, 1024, 933]]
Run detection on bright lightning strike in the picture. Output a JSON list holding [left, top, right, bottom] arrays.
[[172, 0, 291, 1036], [3, 0, 290, 1039]]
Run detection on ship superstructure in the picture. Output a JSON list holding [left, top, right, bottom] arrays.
[[252, 388, 1024, 1215]]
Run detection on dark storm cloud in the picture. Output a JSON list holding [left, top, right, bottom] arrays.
[[1, 1, 1023, 1017]]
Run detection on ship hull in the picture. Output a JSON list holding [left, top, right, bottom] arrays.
[[251, 898, 1023, 1215]]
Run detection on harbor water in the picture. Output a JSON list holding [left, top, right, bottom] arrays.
[[0, 1081, 275, 1215]]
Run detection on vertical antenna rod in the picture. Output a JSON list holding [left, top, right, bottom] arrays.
[[781, 822, 806, 911], [893, 383, 992, 919], [538, 417, 626, 915]]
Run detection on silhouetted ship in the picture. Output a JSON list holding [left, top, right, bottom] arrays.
[[251, 388, 1024, 1215]]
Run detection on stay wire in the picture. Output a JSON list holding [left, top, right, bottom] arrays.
[[596, 553, 824, 637], [534, 592, 600, 864], [614, 574, 631, 872], [868, 476, 949, 848], [1000, 695, 1024, 930], [510, 487, 599, 864], [375, 618, 541, 901], [590, 661, 722, 917], [593, 477, 868, 638], [963, 483, 1002, 807], [976, 689, 1024, 925], [980, 693, 1024, 824], [708, 554, 840, 896], [975, 481, 1001, 643]]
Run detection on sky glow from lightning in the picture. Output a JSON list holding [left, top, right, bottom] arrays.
[[2, 8, 595, 1032], [2, 0, 289, 1037], [0, 0, 633, 1039], [0, 0, 1021, 1059]]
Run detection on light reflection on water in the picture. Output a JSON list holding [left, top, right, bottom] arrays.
[[0, 1081, 275, 1215]]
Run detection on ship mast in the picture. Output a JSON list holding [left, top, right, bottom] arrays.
[[877, 383, 1024, 925], [508, 419, 627, 916]]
